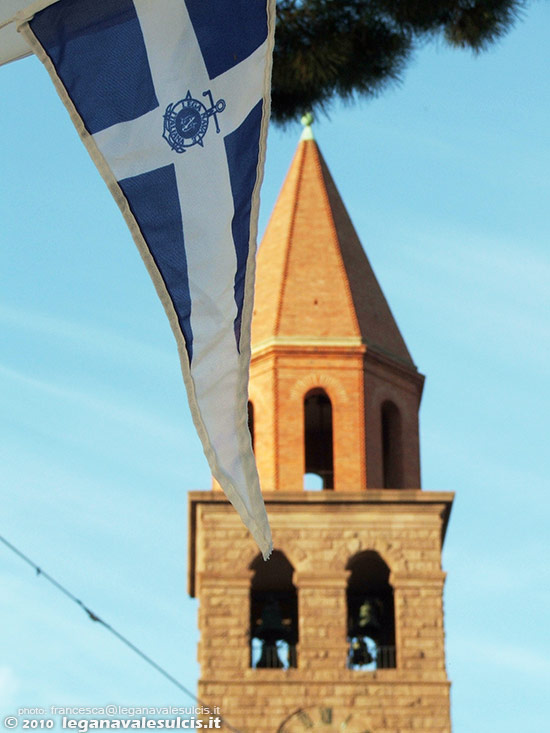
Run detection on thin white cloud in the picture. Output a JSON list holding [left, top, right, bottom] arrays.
[[380, 227, 550, 369], [449, 636, 550, 680], [446, 545, 549, 596], [0, 362, 185, 445], [0, 666, 19, 711], [422, 426, 549, 500], [0, 304, 174, 374], [402, 230, 550, 301]]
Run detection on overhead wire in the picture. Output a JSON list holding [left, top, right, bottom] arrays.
[[0, 533, 242, 733]]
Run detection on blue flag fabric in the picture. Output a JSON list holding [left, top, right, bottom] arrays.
[[17, 0, 274, 558]]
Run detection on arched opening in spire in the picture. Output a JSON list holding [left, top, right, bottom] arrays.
[[247, 400, 255, 451], [304, 388, 334, 489], [346, 551, 396, 669], [381, 400, 403, 489], [249, 550, 298, 669]]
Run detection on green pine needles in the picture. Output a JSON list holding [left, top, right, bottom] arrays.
[[271, 0, 526, 124]]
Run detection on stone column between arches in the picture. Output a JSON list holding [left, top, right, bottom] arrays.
[[294, 572, 350, 672], [390, 571, 448, 678], [197, 571, 253, 676]]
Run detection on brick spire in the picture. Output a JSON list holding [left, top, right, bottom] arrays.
[[252, 128, 414, 368], [248, 126, 423, 491]]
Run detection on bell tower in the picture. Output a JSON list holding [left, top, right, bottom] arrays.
[[188, 121, 454, 732]]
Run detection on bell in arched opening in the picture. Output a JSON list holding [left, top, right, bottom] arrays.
[[254, 595, 286, 668], [346, 551, 396, 669], [250, 551, 298, 669]]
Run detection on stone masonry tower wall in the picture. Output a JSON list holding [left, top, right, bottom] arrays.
[[189, 125, 454, 732]]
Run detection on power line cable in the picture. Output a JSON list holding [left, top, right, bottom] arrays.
[[0, 533, 242, 733]]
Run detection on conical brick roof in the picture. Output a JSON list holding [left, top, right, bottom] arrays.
[[252, 132, 414, 367]]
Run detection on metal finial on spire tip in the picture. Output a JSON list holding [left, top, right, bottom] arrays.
[[300, 111, 314, 141]]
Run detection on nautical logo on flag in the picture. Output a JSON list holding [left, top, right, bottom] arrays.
[[163, 89, 226, 153]]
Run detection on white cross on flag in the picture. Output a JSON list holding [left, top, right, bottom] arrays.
[[10, 0, 274, 558]]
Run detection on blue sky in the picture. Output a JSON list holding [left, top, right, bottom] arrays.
[[1, 4, 549, 731]]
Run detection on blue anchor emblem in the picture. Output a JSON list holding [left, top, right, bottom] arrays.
[[163, 90, 226, 153]]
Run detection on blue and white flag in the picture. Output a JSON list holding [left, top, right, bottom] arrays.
[[13, 0, 274, 558]]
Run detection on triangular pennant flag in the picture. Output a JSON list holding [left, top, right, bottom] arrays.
[[13, 0, 274, 558]]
